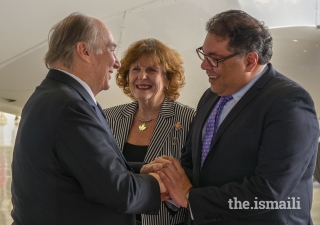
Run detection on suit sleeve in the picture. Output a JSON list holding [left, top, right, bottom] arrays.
[[54, 100, 161, 214], [313, 143, 320, 182], [181, 89, 209, 181], [181, 119, 194, 181], [127, 162, 145, 173], [188, 89, 318, 223]]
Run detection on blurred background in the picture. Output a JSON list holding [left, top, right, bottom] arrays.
[[0, 0, 319, 224], [1, 0, 320, 113]]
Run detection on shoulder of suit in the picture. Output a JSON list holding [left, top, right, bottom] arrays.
[[103, 102, 137, 119], [201, 88, 215, 98], [173, 101, 195, 113], [196, 88, 216, 108], [171, 101, 196, 120], [264, 71, 309, 97], [250, 64, 305, 94]]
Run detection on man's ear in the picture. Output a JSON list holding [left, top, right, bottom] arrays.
[[245, 52, 259, 72], [75, 42, 91, 63]]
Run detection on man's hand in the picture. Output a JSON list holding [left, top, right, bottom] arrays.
[[140, 161, 163, 174], [158, 156, 192, 208], [149, 172, 170, 201], [141, 156, 174, 174]]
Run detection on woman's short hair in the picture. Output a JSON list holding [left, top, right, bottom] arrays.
[[44, 12, 106, 69], [116, 38, 185, 101]]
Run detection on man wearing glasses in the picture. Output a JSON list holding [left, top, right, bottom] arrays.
[[156, 9, 319, 225]]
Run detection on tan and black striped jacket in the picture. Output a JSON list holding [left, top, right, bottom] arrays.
[[104, 100, 195, 225]]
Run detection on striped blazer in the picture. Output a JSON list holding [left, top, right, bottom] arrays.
[[104, 100, 195, 225]]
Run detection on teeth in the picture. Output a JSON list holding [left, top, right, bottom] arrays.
[[138, 85, 150, 88], [209, 76, 218, 79]]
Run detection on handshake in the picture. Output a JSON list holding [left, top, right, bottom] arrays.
[[142, 156, 192, 208]]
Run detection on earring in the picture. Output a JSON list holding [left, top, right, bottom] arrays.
[[164, 87, 168, 91]]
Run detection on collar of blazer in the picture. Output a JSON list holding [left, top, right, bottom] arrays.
[[118, 99, 177, 163], [253, 63, 276, 90], [46, 69, 109, 127], [46, 69, 131, 169], [46, 69, 97, 108]]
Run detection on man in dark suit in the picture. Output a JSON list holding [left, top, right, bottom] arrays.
[[156, 10, 319, 224], [314, 142, 320, 183], [11, 12, 166, 225]]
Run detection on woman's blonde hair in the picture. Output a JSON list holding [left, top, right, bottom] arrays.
[[116, 38, 185, 101]]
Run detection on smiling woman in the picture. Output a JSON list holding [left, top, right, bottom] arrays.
[[116, 38, 185, 102], [128, 55, 168, 105], [103, 38, 196, 225]]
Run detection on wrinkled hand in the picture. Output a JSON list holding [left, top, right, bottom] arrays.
[[149, 172, 170, 201], [158, 156, 192, 208], [161, 192, 170, 202], [140, 161, 163, 174]]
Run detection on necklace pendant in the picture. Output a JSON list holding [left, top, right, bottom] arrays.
[[138, 123, 147, 132]]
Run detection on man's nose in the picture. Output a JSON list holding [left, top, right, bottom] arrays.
[[201, 58, 212, 70], [113, 54, 121, 69]]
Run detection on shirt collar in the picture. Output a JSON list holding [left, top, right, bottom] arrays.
[[54, 68, 97, 105], [232, 64, 268, 102]]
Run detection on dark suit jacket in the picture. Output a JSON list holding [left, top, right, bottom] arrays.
[[11, 69, 160, 225], [314, 142, 320, 182], [181, 63, 319, 225]]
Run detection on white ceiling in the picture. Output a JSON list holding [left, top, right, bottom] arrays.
[[1, 0, 320, 116]]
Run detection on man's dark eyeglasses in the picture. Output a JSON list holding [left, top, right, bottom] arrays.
[[196, 47, 240, 67]]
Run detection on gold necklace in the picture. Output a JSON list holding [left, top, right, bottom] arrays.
[[137, 117, 153, 132]]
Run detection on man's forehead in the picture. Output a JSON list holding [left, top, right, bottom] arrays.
[[203, 34, 230, 54], [99, 21, 116, 47], [205, 33, 229, 43]]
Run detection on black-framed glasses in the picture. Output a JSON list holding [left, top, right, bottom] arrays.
[[196, 47, 240, 67]]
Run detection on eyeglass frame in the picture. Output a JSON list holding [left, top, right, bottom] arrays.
[[196, 47, 240, 67]]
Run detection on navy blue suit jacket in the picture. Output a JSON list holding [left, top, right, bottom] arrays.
[[11, 69, 160, 225], [181, 64, 318, 225]]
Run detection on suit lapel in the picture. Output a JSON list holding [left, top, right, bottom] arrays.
[[95, 103, 111, 130], [47, 70, 111, 130], [47, 69, 97, 107], [212, 64, 275, 148], [144, 100, 175, 163], [46, 69, 131, 170], [99, 105, 131, 169], [200, 63, 276, 170], [193, 92, 220, 173], [117, 102, 137, 150], [210, 87, 259, 148]]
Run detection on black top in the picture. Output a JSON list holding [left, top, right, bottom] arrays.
[[123, 142, 149, 223], [123, 142, 148, 162]]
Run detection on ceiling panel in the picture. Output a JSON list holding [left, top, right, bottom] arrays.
[[1, 0, 320, 115], [0, 0, 153, 63]]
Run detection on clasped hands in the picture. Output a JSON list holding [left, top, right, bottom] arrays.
[[144, 156, 192, 208]]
